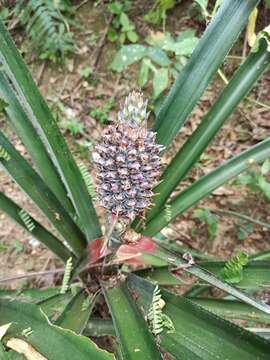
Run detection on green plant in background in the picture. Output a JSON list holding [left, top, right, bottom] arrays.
[[235, 158, 270, 200], [144, 0, 176, 30], [1, 0, 270, 358], [144, 0, 210, 28], [90, 96, 116, 124], [60, 118, 85, 137], [110, 30, 198, 98], [14, 0, 75, 62], [0, 7, 10, 23], [193, 208, 218, 239], [107, 0, 139, 44]]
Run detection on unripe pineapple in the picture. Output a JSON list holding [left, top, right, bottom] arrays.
[[92, 91, 163, 222]]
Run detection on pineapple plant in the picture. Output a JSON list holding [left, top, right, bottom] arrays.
[[1, 0, 270, 359]]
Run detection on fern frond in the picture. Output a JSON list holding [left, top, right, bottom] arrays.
[[0, 145, 10, 161], [16, 0, 74, 62], [78, 163, 97, 200], [164, 204, 172, 222], [60, 257, 73, 294], [221, 251, 249, 284], [19, 209, 35, 232], [148, 286, 174, 336]]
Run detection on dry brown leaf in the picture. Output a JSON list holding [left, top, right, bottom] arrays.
[[7, 338, 48, 360]]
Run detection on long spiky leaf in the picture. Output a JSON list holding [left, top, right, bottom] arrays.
[[0, 20, 101, 241]]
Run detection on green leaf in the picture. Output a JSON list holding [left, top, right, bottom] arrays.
[[146, 47, 171, 66], [143, 138, 270, 235], [110, 45, 147, 72], [107, 27, 118, 42], [126, 31, 138, 43], [153, 0, 259, 147], [146, 34, 270, 220], [163, 37, 199, 55], [136, 259, 270, 290], [138, 59, 150, 88], [261, 158, 270, 175], [38, 293, 73, 319], [176, 29, 197, 42], [0, 132, 86, 258], [84, 319, 116, 337], [128, 274, 270, 360], [0, 299, 113, 360], [103, 281, 162, 360], [153, 68, 169, 98], [258, 175, 270, 200], [0, 192, 72, 262], [132, 244, 270, 314], [0, 21, 101, 241], [0, 72, 75, 217], [193, 208, 218, 239], [107, 1, 123, 14], [200, 260, 270, 289], [119, 13, 131, 31], [191, 298, 270, 325], [55, 290, 96, 334], [0, 287, 61, 302], [136, 267, 185, 286]]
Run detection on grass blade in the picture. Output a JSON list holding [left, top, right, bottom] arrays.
[[153, 0, 259, 147], [0, 20, 101, 241], [103, 280, 162, 360], [0, 73, 75, 217], [148, 36, 270, 218], [143, 138, 270, 235], [0, 192, 72, 262], [0, 131, 86, 257]]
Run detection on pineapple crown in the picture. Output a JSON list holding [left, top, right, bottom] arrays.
[[118, 91, 149, 127]]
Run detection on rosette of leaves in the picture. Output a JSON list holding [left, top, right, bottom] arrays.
[[1, 1, 270, 358]]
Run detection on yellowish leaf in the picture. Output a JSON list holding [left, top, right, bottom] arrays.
[[247, 8, 258, 47]]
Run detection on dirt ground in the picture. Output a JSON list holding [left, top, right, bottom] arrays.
[[0, 0, 270, 291]]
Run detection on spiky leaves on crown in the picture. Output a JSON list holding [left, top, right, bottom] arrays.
[[93, 91, 163, 222]]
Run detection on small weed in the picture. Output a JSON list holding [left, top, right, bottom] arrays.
[[60, 118, 85, 137], [193, 208, 218, 240], [107, 1, 139, 44], [87, 33, 99, 46], [10, 239, 24, 254], [90, 97, 116, 124], [235, 158, 270, 201]]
